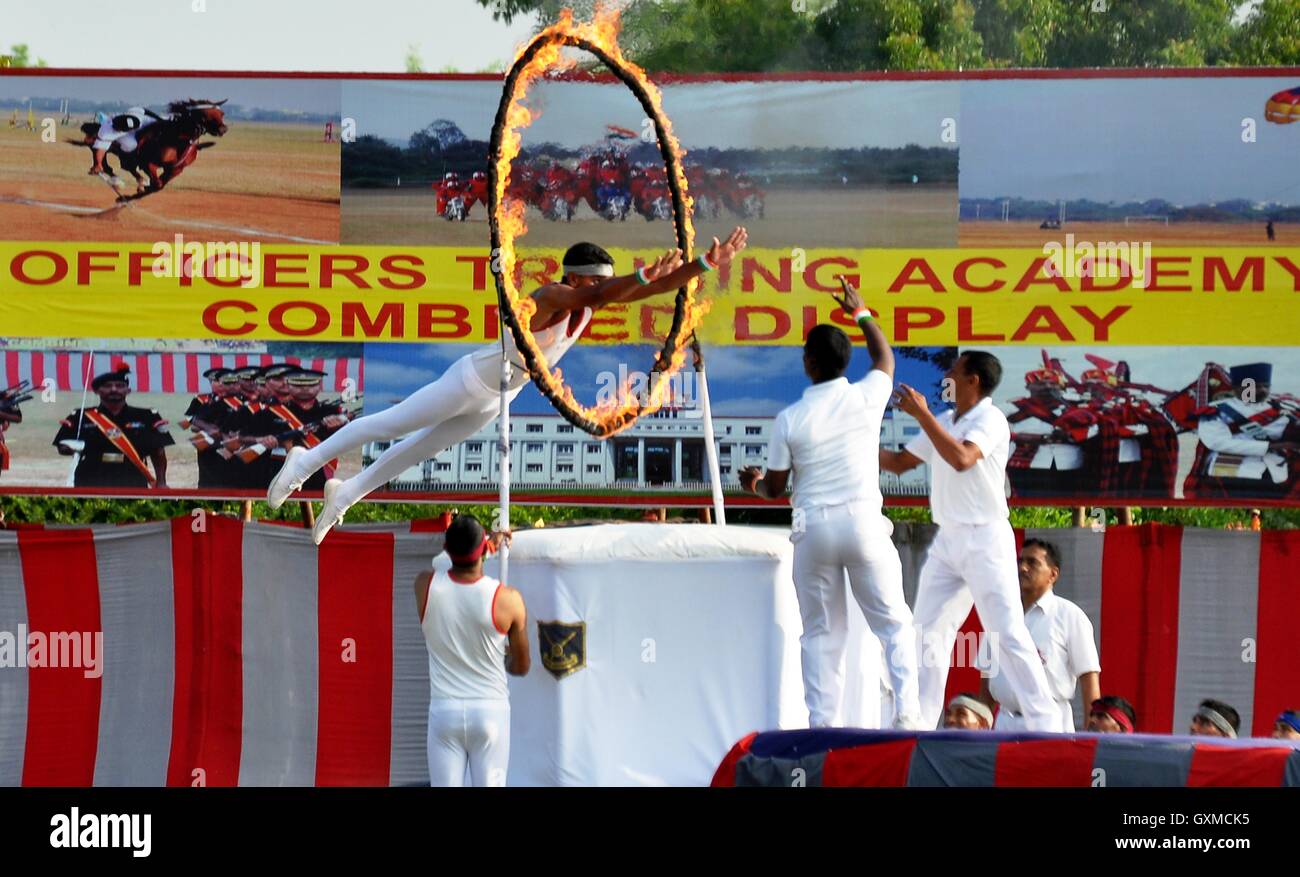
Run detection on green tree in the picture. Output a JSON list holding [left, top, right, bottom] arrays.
[[1228, 0, 1300, 65], [3, 43, 48, 67]]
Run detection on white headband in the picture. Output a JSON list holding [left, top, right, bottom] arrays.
[[563, 262, 614, 277], [1196, 706, 1237, 738], [947, 695, 994, 728]]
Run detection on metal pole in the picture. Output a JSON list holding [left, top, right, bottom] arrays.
[[695, 365, 725, 525], [497, 353, 512, 583]]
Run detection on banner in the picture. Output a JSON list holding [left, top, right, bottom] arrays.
[[1, 68, 1297, 503]]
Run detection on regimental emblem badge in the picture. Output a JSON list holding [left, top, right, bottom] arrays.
[[537, 620, 585, 680]]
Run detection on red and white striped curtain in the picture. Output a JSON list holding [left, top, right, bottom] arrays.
[[0, 352, 364, 395], [0, 519, 1295, 786]]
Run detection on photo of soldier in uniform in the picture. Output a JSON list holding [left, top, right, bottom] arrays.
[[53, 364, 174, 489]]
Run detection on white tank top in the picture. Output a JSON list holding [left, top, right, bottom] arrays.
[[466, 306, 592, 398], [420, 569, 510, 701]]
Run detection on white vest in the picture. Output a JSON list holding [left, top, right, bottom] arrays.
[[420, 569, 509, 701], [467, 306, 592, 397]]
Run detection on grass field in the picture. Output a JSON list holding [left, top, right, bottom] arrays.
[[960, 219, 1299, 248], [0, 115, 339, 243], [342, 184, 957, 249], [2, 392, 361, 489]]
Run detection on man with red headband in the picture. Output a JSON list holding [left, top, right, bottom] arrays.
[[415, 513, 524, 786], [268, 228, 748, 544], [1086, 695, 1136, 734]]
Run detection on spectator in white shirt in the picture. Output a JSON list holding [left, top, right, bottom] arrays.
[[978, 538, 1100, 732], [880, 351, 1060, 732], [740, 280, 921, 730]]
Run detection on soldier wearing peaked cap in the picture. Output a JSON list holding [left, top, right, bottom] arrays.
[[53, 365, 174, 488]]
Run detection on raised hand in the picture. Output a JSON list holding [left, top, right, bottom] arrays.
[[831, 276, 865, 316], [644, 248, 684, 282], [893, 383, 929, 417], [706, 226, 748, 268]]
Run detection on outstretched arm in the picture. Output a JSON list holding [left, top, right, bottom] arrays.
[[880, 447, 924, 475], [831, 277, 893, 379]]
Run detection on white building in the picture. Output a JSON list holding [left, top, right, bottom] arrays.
[[364, 406, 931, 495]]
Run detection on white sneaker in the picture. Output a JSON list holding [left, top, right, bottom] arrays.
[[267, 446, 311, 510], [312, 478, 348, 545]]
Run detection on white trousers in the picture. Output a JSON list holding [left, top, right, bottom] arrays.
[[298, 355, 510, 507], [791, 502, 920, 728], [426, 698, 511, 787], [914, 520, 1061, 732]]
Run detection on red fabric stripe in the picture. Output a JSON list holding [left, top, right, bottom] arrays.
[[234, 354, 248, 369], [134, 354, 150, 392], [109, 354, 127, 373], [166, 516, 244, 787], [56, 353, 70, 392], [409, 513, 454, 533], [1100, 524, 1182, 733], [334, 358, 348, 392], [710, 731, 759, 787], [29, 352, 44, 392], [209, 354, 223, 372], [311, 358, 325, 377], [943, 609, 983, 708], [160, 354, 175, 394], [315, 531, 395, 786], [4, 351, 18, 386], [357, 356, 364, 393], [1252, 531, 1300, 736], [260, 354, 273, 366], [17, 528, 103, 786], [1187, 744, 1290, 787], [79, 353, 94, 390], [183, 355, 199, 395], [286, 356, 300, 367], [994, 738, 1099, 787], [823, 738, 917, 787]]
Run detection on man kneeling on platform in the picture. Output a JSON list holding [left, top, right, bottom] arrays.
[[415, 514, 527, 787]]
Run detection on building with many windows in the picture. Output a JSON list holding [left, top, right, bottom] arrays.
[[364, 406, 931, 495]]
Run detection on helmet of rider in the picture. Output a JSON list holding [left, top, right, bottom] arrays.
[[112, 114, 141, 132]]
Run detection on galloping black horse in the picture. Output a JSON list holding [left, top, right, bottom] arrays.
[[74, 99, 229, 200]]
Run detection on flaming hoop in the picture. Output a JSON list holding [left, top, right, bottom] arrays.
[[488, 9, 707, 438]]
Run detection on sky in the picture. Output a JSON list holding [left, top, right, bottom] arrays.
[[0, 75, 337, 114], [961, 76, 1300, 206], [364, 341, 952, 417], [345, 79, 957, 151], [0, 0, 538, 72]]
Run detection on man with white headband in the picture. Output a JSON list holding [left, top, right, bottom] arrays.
[[268, 228, 749, 543], [1188, 698, 1240, 738], [943, 693, 993, 730]]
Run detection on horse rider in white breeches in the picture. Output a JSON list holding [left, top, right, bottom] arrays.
[[89, 107, 156, 175]]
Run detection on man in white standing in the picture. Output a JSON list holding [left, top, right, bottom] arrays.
[[415, 513, 528, 786], [880, 351, 1061, 732], [740, 280, 922, 730], [978, 538, 1100, 731]]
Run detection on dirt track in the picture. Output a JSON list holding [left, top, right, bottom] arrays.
[[0, 118, 339, 244], [343, 184, 957, 250]]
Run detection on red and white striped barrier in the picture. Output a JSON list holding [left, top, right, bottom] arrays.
[[0, 351, 364, 395]]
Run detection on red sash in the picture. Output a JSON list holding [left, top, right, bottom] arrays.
[[84, 408, 156, 486]]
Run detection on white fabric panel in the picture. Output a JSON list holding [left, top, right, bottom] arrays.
[[1028, 527, 1104, 730], [92, 522, 176, 786], [239, 525, 319, 786], [389, 532, 440, 786], [0, 532, 28, 786], [485, 524, 809, 786], [1174, 530, 1260, 736]]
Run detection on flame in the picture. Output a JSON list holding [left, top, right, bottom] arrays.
[[492, 5, 705, 438]]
